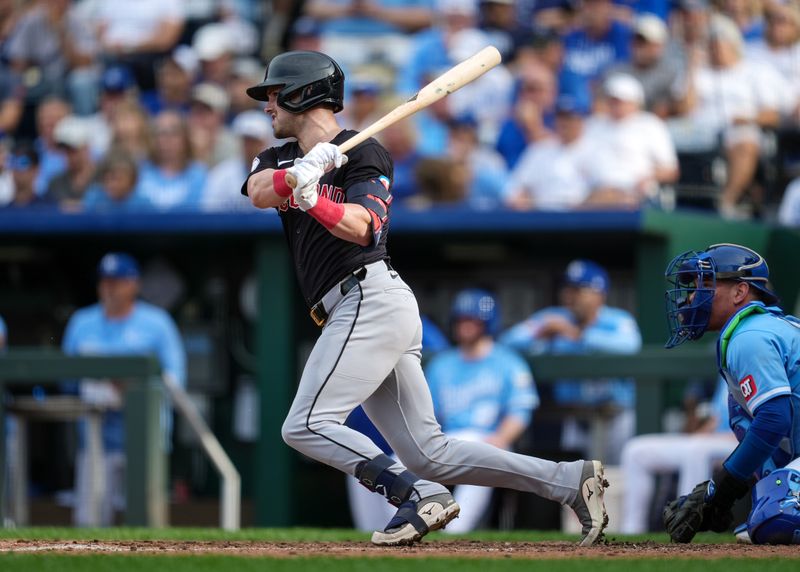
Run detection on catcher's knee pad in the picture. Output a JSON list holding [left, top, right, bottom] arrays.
[[355, 454, 419, 506], [747, 468, 800, 544]]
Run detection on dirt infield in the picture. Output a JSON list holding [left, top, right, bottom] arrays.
[[1, 539, 799, 558]]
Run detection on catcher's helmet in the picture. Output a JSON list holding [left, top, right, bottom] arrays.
[[451, 289, 499, 336], [246, 51, 344, 113], [664, 243, 779, 348], [747, 468, 800, 544]]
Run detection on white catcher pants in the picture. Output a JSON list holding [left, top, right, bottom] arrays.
[[620, 432, 738, 534], [281, 261, 584, 513]]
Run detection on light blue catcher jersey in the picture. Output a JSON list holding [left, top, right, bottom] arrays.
[[499, 305, 642, 407], [62, 301, 186, 451], [425, 344, 539, 435], [717, 302, 800, 470]]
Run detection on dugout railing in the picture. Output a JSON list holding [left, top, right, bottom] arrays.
[[0, 351, 240, 530]]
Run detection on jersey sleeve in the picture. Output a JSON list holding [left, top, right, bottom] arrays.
[[727, 329, 792, 414], [155, 311, 187, 388], [502, 352, 539, 426], [240, 147, 278, 197], [340, 139, 394, 246]]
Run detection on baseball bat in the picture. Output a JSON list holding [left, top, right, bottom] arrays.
[[285, 45, 502, 188]]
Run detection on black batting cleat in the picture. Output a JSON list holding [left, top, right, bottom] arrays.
[[569, 460, 609, 546], [371, 492, 460, 546]]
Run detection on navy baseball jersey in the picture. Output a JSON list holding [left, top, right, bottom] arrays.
[[241, 129, 393, 307]]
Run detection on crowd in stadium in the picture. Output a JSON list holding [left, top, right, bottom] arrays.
[[2, 0, 800, 221]]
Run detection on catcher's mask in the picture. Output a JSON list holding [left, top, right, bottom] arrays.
[[246, 51, 344, 114], [663, 243, 778, 348]]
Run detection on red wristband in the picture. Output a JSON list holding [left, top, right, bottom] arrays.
[[307, 195, 345, 230], [272, 169, 292, 198]]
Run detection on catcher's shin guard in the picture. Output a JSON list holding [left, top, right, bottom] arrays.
[[355, 454, 419, 506]]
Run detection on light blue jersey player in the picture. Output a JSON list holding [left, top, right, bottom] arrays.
[[425, 289, 539, 532], [62, 252, 186, 526], [500, 260, 641, 462], [663, 243, 800, 544]]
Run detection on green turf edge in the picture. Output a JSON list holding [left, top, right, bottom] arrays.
[[0, 555, 791, 572], [0, 527, 738, 544]]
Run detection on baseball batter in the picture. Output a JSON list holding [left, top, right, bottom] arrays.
[[241, 50, 608, 546]]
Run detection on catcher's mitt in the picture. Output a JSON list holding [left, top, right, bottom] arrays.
[[663, 480, 734, 543]]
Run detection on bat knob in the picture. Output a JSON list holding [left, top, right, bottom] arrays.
[[285, 172, 298, 189]]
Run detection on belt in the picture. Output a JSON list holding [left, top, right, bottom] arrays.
[[309, 260, 391, 327]]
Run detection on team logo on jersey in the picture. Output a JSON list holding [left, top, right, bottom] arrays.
[[277, 183, 345, 212], [739, 375, 757, 402]]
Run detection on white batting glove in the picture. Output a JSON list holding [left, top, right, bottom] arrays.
[[302, 142, 348, 173], [286, 159, 323, 194]]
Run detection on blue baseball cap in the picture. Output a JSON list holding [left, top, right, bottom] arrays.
[[97, 252, 140, 279], [102, 65, 135, 93], [554, 93, 591, 116], [563, 259, 609, 293]]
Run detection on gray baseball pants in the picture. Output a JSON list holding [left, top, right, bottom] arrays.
[[281, 260, 584, 506]]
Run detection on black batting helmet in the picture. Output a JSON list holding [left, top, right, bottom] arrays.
[[246, 51, 344, 114]]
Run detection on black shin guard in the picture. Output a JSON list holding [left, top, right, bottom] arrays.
[[355, 454, 420, 506]]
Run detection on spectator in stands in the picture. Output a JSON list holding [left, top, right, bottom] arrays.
[[560, 0, 633, 104], [192, 22, 236, 88], [478, 0, 528, 62], [504, 93, 594, 210], [746, 0, 800, 117], [665, 0, 712, 76], [605, 13, 683, 118], [0, 0, 20, 52], [427, 289, 539, 532], [2, 141, 49, 208], [532, 0, 578, 34], [140, 46, 199, 117], [84, 65, 139, 159], [514, 26, 565, 76], [32, 96, 70, 196], [341, 76, 385, 132], [108, 101, 152, 164], [500, 259, 642, 464], [138, 110, 207, 211], [671, 14, 790, 218], [82, 148, 150, 213], [376, 109, 424, 203], [398, 0, 485, 96], [94, 0, 185, 92], [305, 0, 434, 69], [582, 73, 678, 207], [495, 59, 557, 169], [437, 28, 515, 145], [714, 0, 766, 43], [227, 57, 263, 119], [0, 66, 24, 138], [4, 0, 97, 116], [410, 156, 470, 207], [44, 116, 96, 211], [187, 83, 238, 168], [446, 113, 508, 208], [201, 110, 272, 212], [63, 252, 186, 526], [286, 16, 324, 52], [620, 379, 738, 533]]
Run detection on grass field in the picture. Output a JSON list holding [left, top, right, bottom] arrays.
[[0, 528, 796, 572]]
